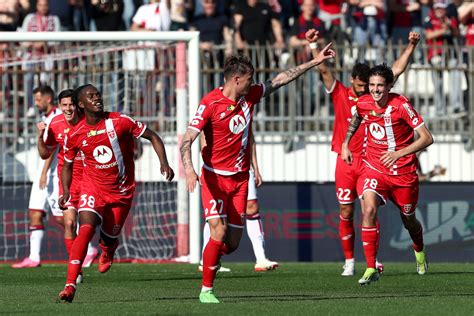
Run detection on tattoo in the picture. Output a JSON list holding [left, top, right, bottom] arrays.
[[344, 114, 362, 144], [180, 139, 193, 170], [264, 60, 316, 98]]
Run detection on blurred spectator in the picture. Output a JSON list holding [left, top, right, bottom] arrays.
[[233, 0, 285, 50], [388, 0, 422, 45], [318, 0, 348, 44], [348, 0, 387, 62], [69, 0, 91, 31], [277, 0, 299, 33], [90, 0, 125, 30], [289, 0, 325, 63], [131, 0, 171, 31], [189, 0, 232, 56], [459, 0, 474, 46], [170, 0, 194, 30], [49, 0, 73, 31], [424, 0, 462, 115], [0, 0, 29, 32], [21, 0, 61, 117]]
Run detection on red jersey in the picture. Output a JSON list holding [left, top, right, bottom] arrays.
[[64, 112, 146, 196], [328, 80, 365, 157], [424, 11, 459, 60], [465, 16, 474, 46], [44, 115, 84, 183], [188, 84, 265, 175], [356, 93, 424, 175]]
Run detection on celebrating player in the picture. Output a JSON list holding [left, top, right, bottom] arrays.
[[306, 29, 420, 276], [37, 89, 98, 276], [341, 64, 433, 285], [57, 84, 174, 303], [12, 86, 62, 268], [199, 130, 278, 273], [180, 47, 336, 304]]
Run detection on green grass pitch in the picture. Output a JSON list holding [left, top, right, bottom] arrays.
[[1, 262, 473, 315]]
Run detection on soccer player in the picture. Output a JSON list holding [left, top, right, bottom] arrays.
[[305, 29, 420, 276], [341, 64, 433, 285], [57, 84, 174, 303], [37, 89, 98, 275], [180, 47, 336, 304], [199, 131, 278, 273], [12, 86, 62, 268]]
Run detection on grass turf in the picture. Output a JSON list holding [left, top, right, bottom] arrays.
[[1, 262, 473, 315]]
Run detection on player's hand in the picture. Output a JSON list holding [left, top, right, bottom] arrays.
[[314, 42, 336, 64], [254, 169, 263, 187], [380, 151, 401, 167], [305, 28, 320, 44], [58, 193, 70, 210], [37, 122, 46, 137], [39, 172, 47, 189], [408, 32, 420, 46], [185, 169, 199, 193], [161, 165, 175, 181], [341, 143, 353, 165]]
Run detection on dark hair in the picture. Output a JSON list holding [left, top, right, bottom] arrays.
[[351, 63, 370, 83], [33, 85, 54, 99], [369, 64, 394, 85], [223, 54, 254, 80], [72, 84, 94, 106], [58, 89, 74, 103]]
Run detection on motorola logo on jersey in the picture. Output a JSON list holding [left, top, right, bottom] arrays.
[[369, 123, 385, 140], [93, 145, 113, 163], [229, 115, 246, 134]]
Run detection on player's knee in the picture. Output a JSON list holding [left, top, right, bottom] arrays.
[[29, 210, 44, 225], [362, 205, 377, 220], [339, 203, 354, 219], [210, 224, 227, 242], [246, 200, 259, 216], [64, 218, 77, 235]]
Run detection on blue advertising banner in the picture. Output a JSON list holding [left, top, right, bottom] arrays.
[[1, 182, 473, 262], [225, 182, 474, 263]]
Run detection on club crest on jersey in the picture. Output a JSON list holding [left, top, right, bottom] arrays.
[[107, 130, 116, 139], [93, 145, 113, 164], [229, 115, 246, 134], [403, 204, 412, 214], [369, 123, 385, 140]]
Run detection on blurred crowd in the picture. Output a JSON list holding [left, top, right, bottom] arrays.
[[1, 0, 473, 50]]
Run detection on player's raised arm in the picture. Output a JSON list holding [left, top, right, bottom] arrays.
[[392, 32, 420, 80], [36, 121, 55, 159], [141, 128, 174, 181], [180, 128, 201, 193], [263, 42, 336, 98], [341, 113, 363, 165], [305, 28, 336, 91]]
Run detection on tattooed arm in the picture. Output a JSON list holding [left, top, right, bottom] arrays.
[[180, 128, 200, 192], [263, 42, 336, 98], [341, 113, 363, 165]]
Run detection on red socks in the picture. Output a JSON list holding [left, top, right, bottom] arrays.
[[409, 226, 424, 252], [202, 238, 223, 288], [361, 226, 378, 268], [64, 238, 75, 256], [339, 215, 355, 260], [66, 224, 95, 285]]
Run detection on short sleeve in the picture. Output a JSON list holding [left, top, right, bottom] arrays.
[[43, 123, 57, 146], [120, 114, 147, 138], [64, 135, 79, 163], [400, 101, 424, 130], [188, 101, 212, 132], [245, 84, 265, 104]]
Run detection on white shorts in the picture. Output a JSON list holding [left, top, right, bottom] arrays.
[[28, 156, 61, 217], [248, 168, 258, 201]]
